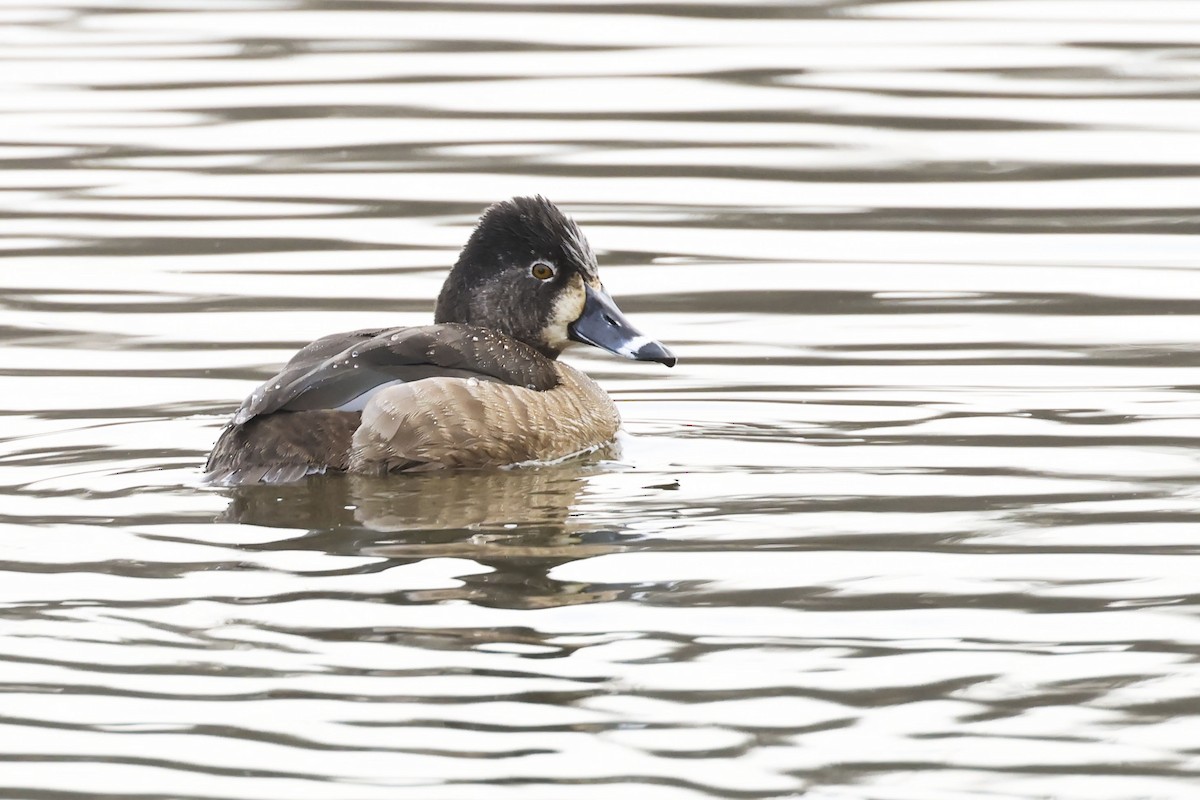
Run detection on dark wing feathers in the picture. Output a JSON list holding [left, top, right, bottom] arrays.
[[204, 410, 362, 485], [231, 327, 387, 424], [233, 323, 558, 424], [205, 324, 559, 484]]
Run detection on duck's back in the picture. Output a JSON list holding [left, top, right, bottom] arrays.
[[204, 324, 617, 484]]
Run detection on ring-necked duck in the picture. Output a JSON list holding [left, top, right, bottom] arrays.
[[205, 196, 675, 484]]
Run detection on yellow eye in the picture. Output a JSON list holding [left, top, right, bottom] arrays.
[[531, 262, 555, 281]]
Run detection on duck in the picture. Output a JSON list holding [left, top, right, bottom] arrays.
[[204, 196, 675, 485]]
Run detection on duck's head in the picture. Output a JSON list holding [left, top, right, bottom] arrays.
[[435, 196, 676, 366]]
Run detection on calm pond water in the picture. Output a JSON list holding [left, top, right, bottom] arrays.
[[4, 1, 1200, 798]]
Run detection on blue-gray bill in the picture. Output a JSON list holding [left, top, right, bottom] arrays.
[[568, 284, 676, 367]]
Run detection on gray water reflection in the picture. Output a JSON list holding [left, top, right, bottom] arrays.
[[4, 0, 1200, 798]]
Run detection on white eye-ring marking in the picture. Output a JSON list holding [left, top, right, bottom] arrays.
[[530, 261, 556, 281]]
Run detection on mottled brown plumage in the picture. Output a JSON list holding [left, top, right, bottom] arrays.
[[205, 196, 674, 485], [351, 362, 618, 473], [205, 325, 563, 483]]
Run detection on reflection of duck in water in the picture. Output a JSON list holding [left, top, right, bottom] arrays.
[[205, 196, 674, 485], [218, 455, 608, 533], [348, 453, 617, 534], [219, 460, 636, 610]]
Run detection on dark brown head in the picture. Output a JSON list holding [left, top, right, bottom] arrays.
[[435, 196, 675, 366]]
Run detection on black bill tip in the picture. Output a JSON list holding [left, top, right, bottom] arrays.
[[631, 338, 676, 367]]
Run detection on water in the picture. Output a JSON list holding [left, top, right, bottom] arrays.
[[3, 1, 1200, 797]]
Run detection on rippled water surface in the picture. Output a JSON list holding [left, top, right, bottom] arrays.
[[5, 1, 1200, 798]]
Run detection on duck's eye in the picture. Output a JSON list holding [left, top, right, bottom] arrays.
[[530, 262, 555, 281]]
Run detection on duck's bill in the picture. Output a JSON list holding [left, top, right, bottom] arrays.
[[568, 284, 676, 367]]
